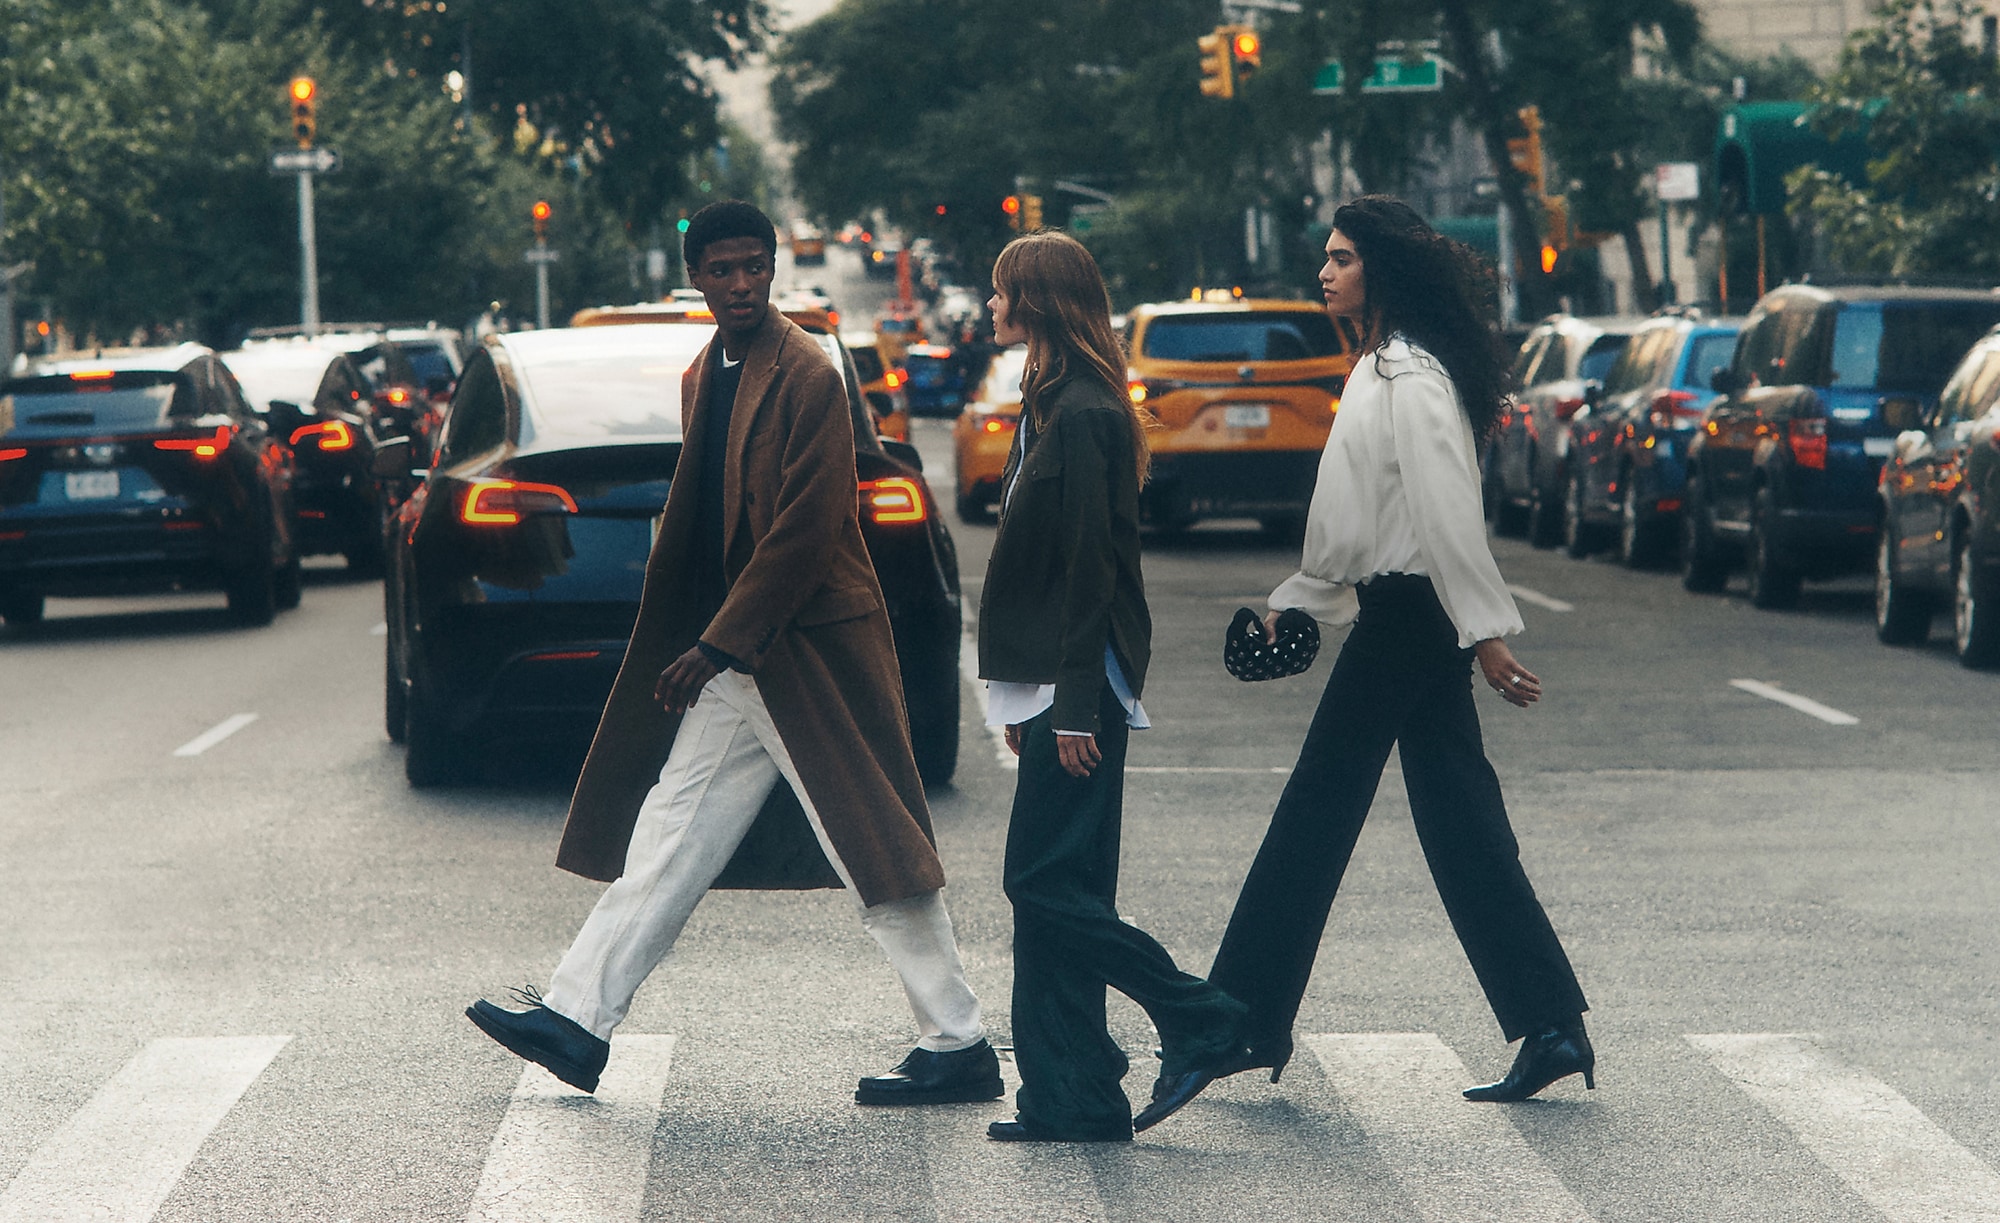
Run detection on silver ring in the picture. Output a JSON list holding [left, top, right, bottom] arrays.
[[1509, 674, 1523, 685]]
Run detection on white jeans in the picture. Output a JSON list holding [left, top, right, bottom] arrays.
[[543, 670, 985, 1050]]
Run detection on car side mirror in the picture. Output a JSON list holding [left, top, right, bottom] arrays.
[[1709, 367, 1743, 395], [1894, 429, 1933, 464], [881, 439, 924, 473], [370, 435, 421, 479]]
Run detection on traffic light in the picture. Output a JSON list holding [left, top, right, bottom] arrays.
[[532, 200, 552, 239], [676, 215, 690, 234], [1002, 195, 1022, 230], [1506, 105, 1544, 194], [1198, 27, 1234, 99], [289, 77, 316, 149], [1230, 28, 1261, 88], [1021, 195, 1043, 230]]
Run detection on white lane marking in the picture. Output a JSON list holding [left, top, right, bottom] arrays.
[[0, 1035, 290, 1223], [171, 713, 259, 758], [959, 617, 1018, 772], [466, 1034, 677, 1223], [369, 621, 388, 636], [1727, 679, 1859, 726], [1507, 584, 1575, 613], [1127, 766, 1291, 775], [1689, 1033, 2000, 1223], [921, 1047, 1106, 1223], [1307, 1033, 1596, 1223]]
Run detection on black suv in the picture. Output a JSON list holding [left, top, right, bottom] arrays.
[[0, 345, 301, 626], [1682, 285, 2000, 607]]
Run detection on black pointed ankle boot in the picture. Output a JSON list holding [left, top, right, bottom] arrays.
[[1462, 1018, 1595, 1103]]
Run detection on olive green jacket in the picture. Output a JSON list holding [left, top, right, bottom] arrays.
[[977, 376, 1151, 733]]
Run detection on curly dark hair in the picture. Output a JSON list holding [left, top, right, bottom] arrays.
[[1332, 195, 1511, 440]]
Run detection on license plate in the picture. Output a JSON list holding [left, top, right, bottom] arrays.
[[1224, 404, 1271, 429], [1862, 437, 1896, 457], [64, 471, 119, 500]]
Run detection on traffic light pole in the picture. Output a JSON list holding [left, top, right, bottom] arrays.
[[534, 236, 550, 330], [298, 169, 320, 337]]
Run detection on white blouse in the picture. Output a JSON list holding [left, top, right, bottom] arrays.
[[1267, 336, 1523, 648]]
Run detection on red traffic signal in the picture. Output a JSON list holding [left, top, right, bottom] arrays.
[[1233, 31, 1260, 58], [532, 199, 552, 238]]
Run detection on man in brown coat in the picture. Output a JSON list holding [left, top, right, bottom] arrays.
[[468, 201, 999, 1105]]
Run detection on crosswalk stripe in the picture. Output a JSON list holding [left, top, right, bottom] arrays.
[[1726, 679, 1860, 726], [465, 1034, 677, 1223], [1306, 1033, 1595, 1223], [1507, 584, 1575, 613], [171, 712, 258, 758], [1688, 1033, 2000, 1223], [0, 1035, 290, 1223], [919, 1047, 1107, 1223]]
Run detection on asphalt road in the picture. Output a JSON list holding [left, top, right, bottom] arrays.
[[2, 257, 1997, 1221]]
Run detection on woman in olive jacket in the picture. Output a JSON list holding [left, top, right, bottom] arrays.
[[977, 231, 1246, 1143]]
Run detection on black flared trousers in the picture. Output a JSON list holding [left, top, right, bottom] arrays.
[[1004, 685, 1246, 1135], [1208, 574, 1587, 1047]]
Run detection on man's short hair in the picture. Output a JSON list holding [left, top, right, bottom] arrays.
[[683, 201, 778, 272]]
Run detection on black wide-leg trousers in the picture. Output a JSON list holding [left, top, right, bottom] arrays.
[[1004, 684, 1246, 1136], [1208, 574, 1587, 1048]]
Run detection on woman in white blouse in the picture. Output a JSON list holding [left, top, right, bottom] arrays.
[[1202, 197, 1592, 1108]]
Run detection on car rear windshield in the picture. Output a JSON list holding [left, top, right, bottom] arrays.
[[1141, 313, 1344, 362], [1681, 333, 1739, 389], [1830, 302, 2000, 394], [402, 343, 456, 390], [1578, 335, 1628, 384], [517, 331, 712, 439], [849, 346, 885, 382], [0, 374, 191, 440]]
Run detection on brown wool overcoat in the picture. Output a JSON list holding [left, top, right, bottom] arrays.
[[554, 310, 946, 907]]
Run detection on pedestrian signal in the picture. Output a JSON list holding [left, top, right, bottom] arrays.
[[289, 77, 316, 149], [1231, 29, 1261, 86], [1198, 28, 1234, 99]]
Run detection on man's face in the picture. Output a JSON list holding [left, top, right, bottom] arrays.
[[692, 236, 775, 342], [1319, 228, 1365, 324]]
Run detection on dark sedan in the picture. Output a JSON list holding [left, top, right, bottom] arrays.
[[222, 340, 387, 573], [382, 322, 962, 787], [0, 345, 300, 627], [1874, 324, 2000, 666]]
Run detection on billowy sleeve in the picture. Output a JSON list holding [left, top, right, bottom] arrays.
[[1268, 570, 1359, 628], [1387, 366, 1523, 647]]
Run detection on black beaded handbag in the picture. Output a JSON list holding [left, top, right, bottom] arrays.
[[1223, 606, 1322, 682]]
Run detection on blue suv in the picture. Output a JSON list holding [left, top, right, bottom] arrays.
[[1681, 285, 2000, 608]]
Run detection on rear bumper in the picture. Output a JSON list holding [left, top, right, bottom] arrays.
[[1142, 450, 1322, 523], [0, 520, 253, 596], [1771, 505, 1877, 571]]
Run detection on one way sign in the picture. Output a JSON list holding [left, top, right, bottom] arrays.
[[269, 148, 340, 174]]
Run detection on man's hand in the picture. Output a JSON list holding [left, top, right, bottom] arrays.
[[1473, 637, 1541, 708], [1004, 724, 1023, 757], [655, 646, 722, 714], [1056, 732, 1101, 778]]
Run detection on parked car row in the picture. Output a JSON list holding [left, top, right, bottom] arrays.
[[1489, 285, 2000, 669]]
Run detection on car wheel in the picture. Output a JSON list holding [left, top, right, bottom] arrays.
[[1, 589, 45, 627], [1561, 469, 1597, 559], [274, 550, 303, 611], [1527, 470, 1565, 549], [904, 629, 961, 787], [385, 639, 408, 744], [1748, 489, 1802, 610], [225, 559, 278, 626], [404, 673, 473, 787], [1679, 479, 1730, 594], [1873, 527, 1932, 645], [1953, 535, 2000, 668]]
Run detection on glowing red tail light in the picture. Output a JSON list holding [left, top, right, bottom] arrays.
[[1788, 417, 1827, 470], [1648, 389, 1700, 429], [289, 420, 355, 451], [859, 476, 927, 524], [0, 448, 27, 462], [526, 649, 603, 662], [154, 425, 234, 459], [385, 388, 410, 406], [883, 369, 906, 390], [980, 417, 1016, 434], [459, 477, 578, 525], [1127, 377, 1150, 406]]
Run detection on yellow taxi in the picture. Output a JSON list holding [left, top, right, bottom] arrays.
[[789, 221, 827, 265], [843, 333, 909, 441], [1125, 296, 1359, 530], [950, 346, 1028, 521]]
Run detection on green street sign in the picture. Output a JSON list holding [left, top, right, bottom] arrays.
[[1313, 55, 1446, 95]]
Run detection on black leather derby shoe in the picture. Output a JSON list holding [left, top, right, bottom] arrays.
[[466, 994, 609, 1094], [987, 1119, 1131, 1143], [1463, 1018, 1595, 1103], [855, 1038, 1005, 1105], [1133, 1063, 1230, 1132]]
